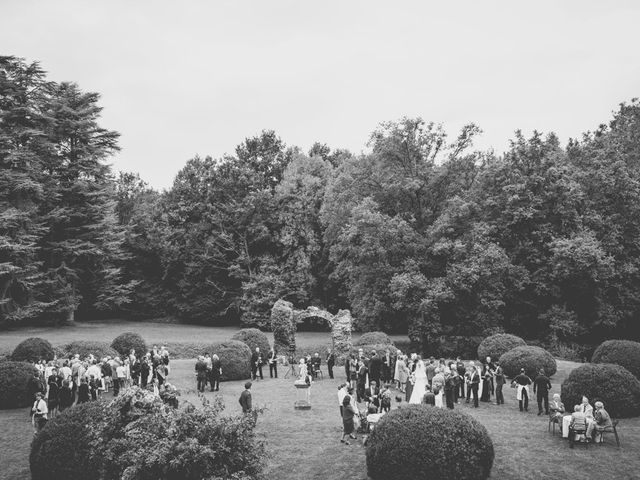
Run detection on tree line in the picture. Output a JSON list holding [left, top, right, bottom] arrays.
[[2, 56, 639, 354]]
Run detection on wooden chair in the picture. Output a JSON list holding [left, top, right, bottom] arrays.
[[548, 413, 560, 435], [568, 420, 589, 449], [596, 420, 620, 448]]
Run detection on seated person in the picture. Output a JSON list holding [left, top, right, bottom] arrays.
[[549, 393, 565, 420], [569, 404, 588, 443], [364, 381, 380, 410], [311, 353, 322, 374], [379, 386, 392, 413], [588, 401, 613, 442], [422, 384, 436, 406], [580, 395, 594, 418]]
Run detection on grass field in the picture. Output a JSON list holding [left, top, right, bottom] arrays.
[[1, 322, 639, 480]]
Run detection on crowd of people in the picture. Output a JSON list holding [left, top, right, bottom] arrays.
[[28, 345, 171, 433]]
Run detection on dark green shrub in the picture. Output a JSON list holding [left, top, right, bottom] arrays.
[[355, 331, 392, 346], [111, 332, 147, 357], [11, 337, 54, 362], [592, 339, 640, 379], [500, 345, 557, 378], [477, 334, 526, 361], [63, 341, 118, 360], [561, 363, 640, 418], [0, 361, 40, 409], [231, 328, 271, 355], [366, 404, 494, 480], [428, 335, 484, 359], [30, 401, 106, 480], [209, 340, 252, 381], [352, 344, 398, 358], [271, 299, 296, 353]]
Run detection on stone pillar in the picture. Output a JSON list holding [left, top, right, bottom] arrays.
[[294, 381, 311, 410], [331, 309, 353, 361], [271, 299, 296, 354]]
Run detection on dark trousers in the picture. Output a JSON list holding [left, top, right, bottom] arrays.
[[496, 384, 504, 404], [357, 383, 366, 403], [328, 362, 334, 379], [537, 392, 549, 414], [113, 378, 121, 396], [211, 375, 220, 391], [458, 380, 465, 399], [269, 362, 278, 378], [445, 389, 455, 409], [197, 377, 206, 392], [252, 365, 263, 380], [470, 384, 479, 407], [519, 389, 529, 411]]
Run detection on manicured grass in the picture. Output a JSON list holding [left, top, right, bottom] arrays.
[[1, 324, 639, 480]]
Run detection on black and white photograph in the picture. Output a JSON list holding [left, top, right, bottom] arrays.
[[1, 2, 639, 479]]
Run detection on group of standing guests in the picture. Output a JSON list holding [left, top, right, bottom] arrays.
[[195, 353, 222, 392], [29, 345, 171, 433]]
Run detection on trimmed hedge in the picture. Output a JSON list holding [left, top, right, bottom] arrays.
[[561, 363, 640, 418], [209, 340, 252, 381], [231, 328, 271, 355], [62, 341, 118, 360], [11, 337, 55, 362], [592, 339, 640, 380], [352, 344, 398, 359], [271, 299, 296, 353], [355, 331, 392, 346], [366, 405, 494, 480], [111, 332, 147, 357], [477, 334, 526, 362], [30, 401, 106, 480], [0, 361, 40, 409], [500, 345, 557, 378]]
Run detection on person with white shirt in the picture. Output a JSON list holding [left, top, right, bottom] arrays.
[[31, 392, 48, 433], [338, 383, 348, 418]]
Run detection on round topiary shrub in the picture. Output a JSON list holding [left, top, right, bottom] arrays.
[[366, 404, 494, 480], [30, 401, 106, 480], [63, 341, 119, 360], [11, 337, 55, 362], [561, 363, 640, 418], [209, 340, 252, 381], [231, 328, 271, 355], [500, 345, 557, 378], [271, 299, 296, 353], [0, 361, 40, 409], [111, 332, 147, 357], [355, 331, 392, 346], [592, 339, 640, 380], [477, 333, 526, 362]]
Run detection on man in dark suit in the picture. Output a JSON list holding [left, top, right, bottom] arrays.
[[455, 357, 466, 399], [368, 350, 383, 386], [468, 364, 480, 408], [326, 349, 335, 379], [251, 348, 263, 380], [239, 381, 252, 413], [382, 349, 394, 383], [533, 369, 552, 415]]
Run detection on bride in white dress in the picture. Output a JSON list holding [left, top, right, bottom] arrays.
[[409, 358, 428, 404]]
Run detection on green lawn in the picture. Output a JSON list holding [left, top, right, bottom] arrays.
[[1, 323, 639, 480]]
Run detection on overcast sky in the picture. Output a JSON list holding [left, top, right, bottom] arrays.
[[3, 1, 639, 190]]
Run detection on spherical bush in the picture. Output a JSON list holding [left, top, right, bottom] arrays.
[[111, 332, 147, 357], [30, 401, 106, 480], [0, 361, 40, 409], [209, 340, 252, 381], [63, 341, 119, 360], [592, 339, 640, 380], [11, 337, 54, 362], [366, 405, 494, 480], [477, 333, 526, 362], [561, 363, 640, 418], [352, 344, 398, 359], [231, 328, 271, 355], [500, 345, 557, 378], [355, 331, 392, 346]]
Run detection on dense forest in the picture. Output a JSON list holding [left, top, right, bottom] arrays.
[[2, 56, 639, 354]]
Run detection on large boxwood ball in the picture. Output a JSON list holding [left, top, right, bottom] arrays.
[[63, 341, 119, 360], [209, 340, 252, 381], [352, 344, 398, 359], [11, 337, 55, 362], [0, 361, 40, 409], [355, 331, 392, 346], [366, 404, 494, 480], [477, 333, 526, 362], [30, 401, 106, 480], [592, 339, 640, 380], [500, 345, 557, 378], [561, 363, 640, 418], [111, 332, 147, 357], [231, 328, 271, 355]]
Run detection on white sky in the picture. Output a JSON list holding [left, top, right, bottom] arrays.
[[2, 1, 639, 190]]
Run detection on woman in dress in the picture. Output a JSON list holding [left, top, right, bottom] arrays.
[[480, 363, 492, 402], [397, 355, 409, 394], [432, 367, 445, 408], [409, 358, 428, 404], [340, 395, 358, 445], [393, 352, 403, 390]]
